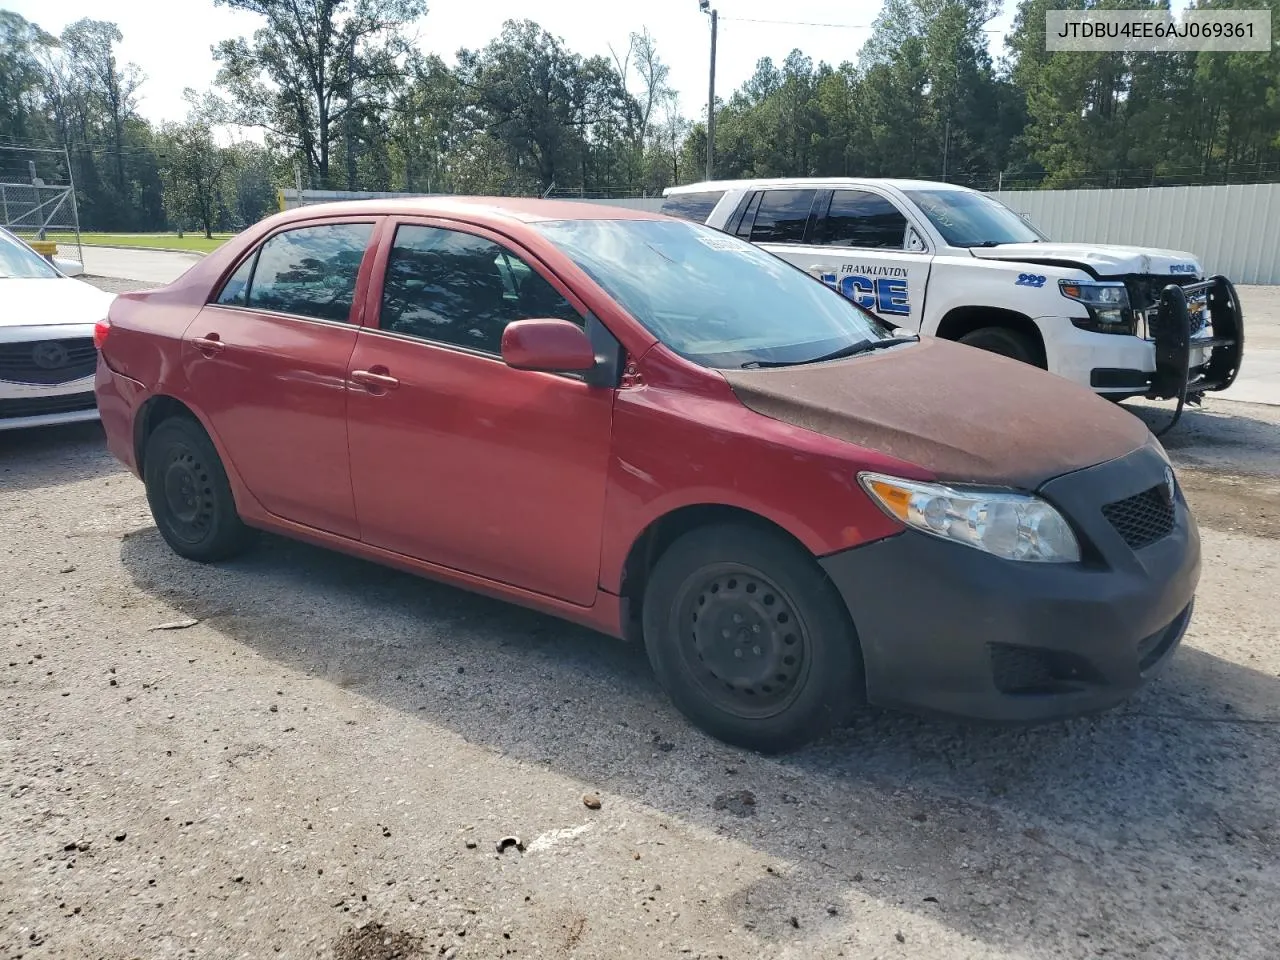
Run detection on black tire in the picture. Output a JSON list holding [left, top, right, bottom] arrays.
[[958, 326, 1041, 366], [142, 415, 255, 562], [641, 523, 863, 753]]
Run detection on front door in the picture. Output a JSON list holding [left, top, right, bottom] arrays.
[[182, 220, 377, 538], [757, 188, 932, 332], [345, 220, 614, 605]]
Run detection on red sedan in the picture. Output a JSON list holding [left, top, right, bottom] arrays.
[[95, 198, 1199, 752]]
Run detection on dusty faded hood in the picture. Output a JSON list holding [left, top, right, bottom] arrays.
[[722, 337, 1151, 489]]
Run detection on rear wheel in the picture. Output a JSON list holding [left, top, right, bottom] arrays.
[[958, 326, 1040, 366], [143, 416, 255, 562], [642, 523, 862, 753]]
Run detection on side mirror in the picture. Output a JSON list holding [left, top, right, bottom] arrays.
[[53, 256, 84, 277], [501, 318, 596, 373]]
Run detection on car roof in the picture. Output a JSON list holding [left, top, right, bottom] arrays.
[[272, 195, 670, 227], [663, 178, 973, 194]]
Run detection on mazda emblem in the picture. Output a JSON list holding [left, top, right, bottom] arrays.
[[1163, 465, 1177, 503], [31, 341, 71, 370]]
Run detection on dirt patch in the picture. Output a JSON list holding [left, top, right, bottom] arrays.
[[332, 923, 431, 960], [1178, 468, 1280, 539]]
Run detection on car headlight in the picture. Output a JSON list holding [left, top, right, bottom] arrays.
[[859, 473, 1081, 563], [1060, 280, 1134, 335]]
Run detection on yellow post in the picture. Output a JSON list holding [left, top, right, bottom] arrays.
[[29, 239, 58, 261]]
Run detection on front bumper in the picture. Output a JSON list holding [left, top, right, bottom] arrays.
[[821, 443, 1200, 722]]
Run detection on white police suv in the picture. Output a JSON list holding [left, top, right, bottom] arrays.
[[662, 179, 1243, 406]]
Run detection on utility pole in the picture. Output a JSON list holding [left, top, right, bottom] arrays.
[[942, 120, 950, 181], [700, 1, 717, 182]]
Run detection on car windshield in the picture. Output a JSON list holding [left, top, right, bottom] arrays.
[[904, 189, 1048, 247], [0, 230, 60, 279], [534, 218, 896, 368]]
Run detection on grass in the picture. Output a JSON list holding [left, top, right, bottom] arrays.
[[13, 231, 233, 253]]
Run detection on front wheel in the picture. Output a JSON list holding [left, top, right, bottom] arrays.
[[143, 415, 255, 562], [958, 326, 1041, 366], [642, 524, 863, 753]]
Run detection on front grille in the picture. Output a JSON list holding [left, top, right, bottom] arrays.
[[1125, 276, 1208, 338], [1102, 486, 1175, 550], [0, 391, 97, 419], [0, 337, 98, 385]]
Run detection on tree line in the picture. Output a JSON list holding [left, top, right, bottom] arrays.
[[1, 0, 1277, 236]]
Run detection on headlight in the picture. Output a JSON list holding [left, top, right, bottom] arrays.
[[859, 473, 1081, 563], [1060, 280, 1134, 335]]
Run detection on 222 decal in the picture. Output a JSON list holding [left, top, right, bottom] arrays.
[[1015, 273, 1047, 288]]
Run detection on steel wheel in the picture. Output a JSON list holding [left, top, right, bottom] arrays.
[[158, 442, 217, 546], [642, 523, 863, 753], [143, 415, 255, 562], [676, 563, 811, 719]]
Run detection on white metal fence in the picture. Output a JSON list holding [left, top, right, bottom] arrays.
[[991, 184, 1280, 285]]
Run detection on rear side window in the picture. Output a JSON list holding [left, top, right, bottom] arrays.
[[380, 225, 582, 355], [245, 223, 374, 323], [660, 191, 724, 223], [817, 191, 908, 249], [749, 190, 817, 244]]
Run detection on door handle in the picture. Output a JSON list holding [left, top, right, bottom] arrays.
[[350, 368, 400, 390], [191, 334, 224, 355]]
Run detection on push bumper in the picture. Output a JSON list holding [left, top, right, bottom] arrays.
[[821, 443, 1200, 722], [1041, 275, 1244, 401]]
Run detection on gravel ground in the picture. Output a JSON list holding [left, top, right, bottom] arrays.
[[1, 284, 1278, 960]]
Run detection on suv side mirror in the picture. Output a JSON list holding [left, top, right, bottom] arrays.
[[501, 318, 596, 373]]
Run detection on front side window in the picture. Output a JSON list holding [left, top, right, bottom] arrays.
[[245, 222, 373, 322], [904, 189, 1048, 247], [818, 191, 909, 249], [749, 190, 818, 244], [660, 191, 725, 223], [535, 218, 896, 369], [380, 225, 582, 354]]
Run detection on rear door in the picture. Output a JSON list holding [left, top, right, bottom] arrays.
[[344, 219, 614, 605], [182, 219, 378, 538]]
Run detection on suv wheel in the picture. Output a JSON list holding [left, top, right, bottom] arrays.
[[958, 326, 1041, 366]]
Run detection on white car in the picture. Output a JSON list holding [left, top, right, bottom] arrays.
[[1, 227, 116, 431], [662, 179, 1243, 405]]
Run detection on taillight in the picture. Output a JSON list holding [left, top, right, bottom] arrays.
[[93, 318, 110, 350]]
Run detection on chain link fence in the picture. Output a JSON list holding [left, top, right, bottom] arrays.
[[0, 145, 83, 265]]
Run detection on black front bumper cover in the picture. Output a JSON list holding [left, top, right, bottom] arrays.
[[821, 443, 1201, 722]]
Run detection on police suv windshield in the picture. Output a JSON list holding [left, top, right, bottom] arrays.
[[535, 218, 896, 369], [904, 189, 1048, 247]]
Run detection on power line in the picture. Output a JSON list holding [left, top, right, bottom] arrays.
[[720, 15, 1002, 33]]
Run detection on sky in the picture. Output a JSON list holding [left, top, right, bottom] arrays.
[[3, 0, 1023, 128]]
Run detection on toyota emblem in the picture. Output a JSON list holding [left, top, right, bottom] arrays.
[[31, 341, 71, 370]]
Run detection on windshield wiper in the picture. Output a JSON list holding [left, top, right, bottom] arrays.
[[741, 335, 919, 369]]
